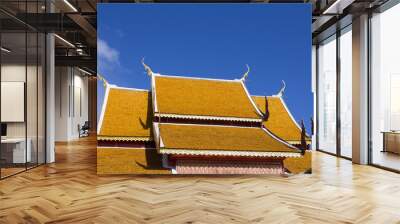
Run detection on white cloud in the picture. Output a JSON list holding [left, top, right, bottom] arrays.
[[97, 38, 132, 78], [98, 39, 120, 64]]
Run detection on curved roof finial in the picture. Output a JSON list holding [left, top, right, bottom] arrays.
[[141, 57, 153, 77], [276, 80, 286, 97], [240, 64, 250, 82], [97, 73, 108, 88], [300, 119, 307, 154]]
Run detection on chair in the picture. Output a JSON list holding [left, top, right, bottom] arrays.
[[78, 121, 90, 138]]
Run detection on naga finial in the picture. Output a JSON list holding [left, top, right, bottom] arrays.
[[97, 73, 108, 88], [276, 80, 286, 97], [300, 119, 307, 154], [141, 57, 153, 77], [240, 64, 250, 82]]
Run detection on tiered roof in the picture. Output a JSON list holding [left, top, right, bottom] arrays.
[[98, 63, 305, 162], [150, 72, 301, 157], [98, 86, 153, 142]]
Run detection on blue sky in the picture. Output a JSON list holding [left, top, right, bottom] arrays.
[[98, 4, 312, 131]]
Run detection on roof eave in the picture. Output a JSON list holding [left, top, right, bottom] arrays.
[[239, 80, 265, 118], [97, 136, 153, 142], [155, 113, 262, 122], [159, 148, 301, 158]]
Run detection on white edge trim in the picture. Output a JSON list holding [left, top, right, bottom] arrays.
[[97, 84, 111, 134], [154, 113, 262, 122], [251, 94, 267, 98], [111, 85, 149, 92], [160, 136, 165, 148], [261, 127, 299, 150], [277, 96, 302, 131], [97, 136, 152, 142], [158, 122, 261, 129], [153, 122, 160, 149], [97, 146, 154, 150], [155, 72, 241, 83], [159, 149, 301, 158], [151, 74, 158, 113], [153, 122, 165, 148], [239, 80, 265, 118], [287, 140, 311, 144]]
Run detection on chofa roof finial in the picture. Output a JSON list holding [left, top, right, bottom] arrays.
[[141, 57, 153, 77], [300, 119, 307, 155], [97, 73, 108, 88], [240, 64, 250, 82], [276, 80, 286, 97]]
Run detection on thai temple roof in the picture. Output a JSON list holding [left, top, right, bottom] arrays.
[[96, 62, 312, 175], [152, 74, 263, 122], [252, 95, 311, 144], [155, 123, 300, 157], [98, 62, 306, 158], [98, 87, 153, 142]]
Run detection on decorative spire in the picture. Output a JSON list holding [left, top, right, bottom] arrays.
[[141, 57, 153, 77], [310, 117, 314, 135], [240, 64, 250, 82], [97, 73, 108, 88], [261, 95, 269, 122], [300, 120, 307, 155], [276, 80, 286, 97]]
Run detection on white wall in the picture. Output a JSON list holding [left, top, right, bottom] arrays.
[[0, 64, 41, 138], [1, 63, 46, 164], [55, 66, 69, 141], [55, 67, 89, 141], [71, 72, 89, 138]]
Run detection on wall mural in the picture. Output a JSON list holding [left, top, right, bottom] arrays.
[[97, 4, 312, 175]]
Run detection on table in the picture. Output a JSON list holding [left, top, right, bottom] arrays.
[[382, 131, 400, 154], [1, 138, 31, 163]]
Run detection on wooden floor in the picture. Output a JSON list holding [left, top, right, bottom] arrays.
[[1, 136, 400, 224], [1, 167, 26, 178], [372, 150, 400, 171]]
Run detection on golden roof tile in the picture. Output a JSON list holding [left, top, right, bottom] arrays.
[[97, 147, 170, 174], [98, 87, 153, 141], [153, 75, 262, 120], [156, 123, 300, 157]]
